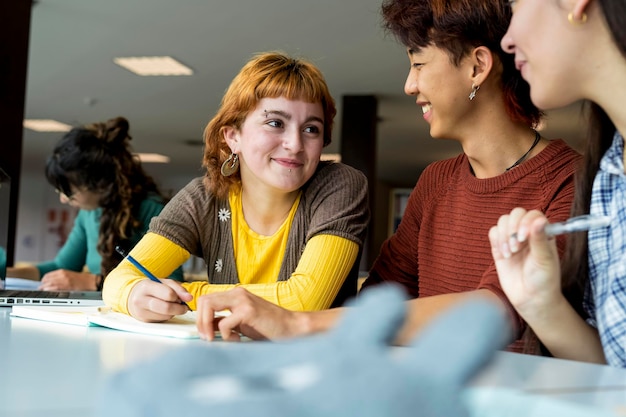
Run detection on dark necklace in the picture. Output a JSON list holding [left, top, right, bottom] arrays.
[[505, 130, 541, 172]]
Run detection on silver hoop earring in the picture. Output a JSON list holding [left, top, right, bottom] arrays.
[[220, 153, 239, 177], [469, 84, 480, 101]]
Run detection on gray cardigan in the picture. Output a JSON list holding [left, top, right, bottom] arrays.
[[150, 162, 369, 302]]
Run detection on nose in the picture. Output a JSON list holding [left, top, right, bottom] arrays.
[[404, 70, 418, 96], [282, 128, 304, 152], [500, 30, 515, 54]]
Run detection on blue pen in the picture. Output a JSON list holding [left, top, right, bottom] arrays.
[[115, 246, 190, 309]]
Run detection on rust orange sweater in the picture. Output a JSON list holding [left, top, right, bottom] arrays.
[[363, 139, 581, 351]]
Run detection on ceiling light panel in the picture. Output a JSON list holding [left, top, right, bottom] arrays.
[[136, 153, 170, 163], [113, 56, 193, 76], [23, 119, 72, 132]]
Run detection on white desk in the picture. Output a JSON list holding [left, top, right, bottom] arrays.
[[0, 307, 206, 416], [2, 306, 626, 416], [471, 349, 626, 415]]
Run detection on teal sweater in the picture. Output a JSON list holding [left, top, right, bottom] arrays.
[[37, 195, 184, 281]]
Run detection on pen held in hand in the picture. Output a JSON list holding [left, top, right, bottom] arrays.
[[115, 246, 190, 309], [544, 215, 611, 237]]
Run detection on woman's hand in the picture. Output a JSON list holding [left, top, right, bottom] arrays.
[[39, 269, 99, 291], [127, 279, 192, 322], [195, 287, 301, 341], [488, 208, 564, 319]]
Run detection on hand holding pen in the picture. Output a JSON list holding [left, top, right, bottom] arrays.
[[507, 214, 611, 247], [115, 246, 191, 310], [490, 209, 612, 261], [489, 210, 612, 318]]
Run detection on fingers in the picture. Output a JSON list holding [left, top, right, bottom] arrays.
[[128, 280, 189, 322], [488, 225, 505, 261], [39, 271, 69, 291], [196, 289, 247, 341], [490, 208, 548, 259], [39, 270, 96, 291], [39, 281, 61, 291], [195, 294, 221, 341], [216, 316, 243, 342], [161, 279, 193, 304], [195, 288, 277, 342]]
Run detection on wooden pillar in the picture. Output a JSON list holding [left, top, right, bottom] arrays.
[[0, 0, 32, 264], [340, 95, 377, 269]]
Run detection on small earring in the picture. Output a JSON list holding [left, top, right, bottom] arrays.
[[567, 12, 587, 25], [469, 84, 480, 101], [220, 153, 239, 177]]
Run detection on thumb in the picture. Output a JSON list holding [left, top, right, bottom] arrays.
[[527, 218, 560, 264]]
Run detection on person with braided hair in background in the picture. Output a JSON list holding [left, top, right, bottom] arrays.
[[8, 116, 184, 291]]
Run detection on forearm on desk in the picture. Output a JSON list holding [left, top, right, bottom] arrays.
[[290, 307, 345, 338], [6, 265, 40, 280], [393, 289, 505, 346], [278, 290, 504, 341]]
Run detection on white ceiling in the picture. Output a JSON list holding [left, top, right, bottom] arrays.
[[22, 0, 588, 188]]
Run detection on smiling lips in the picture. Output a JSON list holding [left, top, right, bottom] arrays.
[[420, 103, 432, 121], [273, 158, 303, 169]]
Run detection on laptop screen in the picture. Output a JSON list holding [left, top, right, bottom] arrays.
[[0, 167, 10, 290], [0, 168, 103, 306]]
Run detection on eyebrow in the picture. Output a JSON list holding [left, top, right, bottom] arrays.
[[263, 110, 324, 125], [407, 47, 424, 57]]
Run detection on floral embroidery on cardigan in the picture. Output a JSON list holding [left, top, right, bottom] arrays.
[[218, 208, 231, 222], [214, 259, 223, 273]]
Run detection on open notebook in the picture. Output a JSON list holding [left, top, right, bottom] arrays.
[[0, 167, 102, 307], [10, 305, 230, 339]]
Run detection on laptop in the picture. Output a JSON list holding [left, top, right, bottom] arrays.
[[0, 167, 103, 307]]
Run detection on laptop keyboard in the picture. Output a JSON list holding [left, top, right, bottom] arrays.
[[1, 290, 71, 298]]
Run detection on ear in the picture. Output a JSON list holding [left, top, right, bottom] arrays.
[[468, 46, 494, 87], [572, 0, 592, 20], [222, 125, 240, 153]]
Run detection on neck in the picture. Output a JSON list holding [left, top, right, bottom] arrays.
[[504, 130, 541, 172], [240, 186, 298, 235], [462, 124, 545, 179]]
